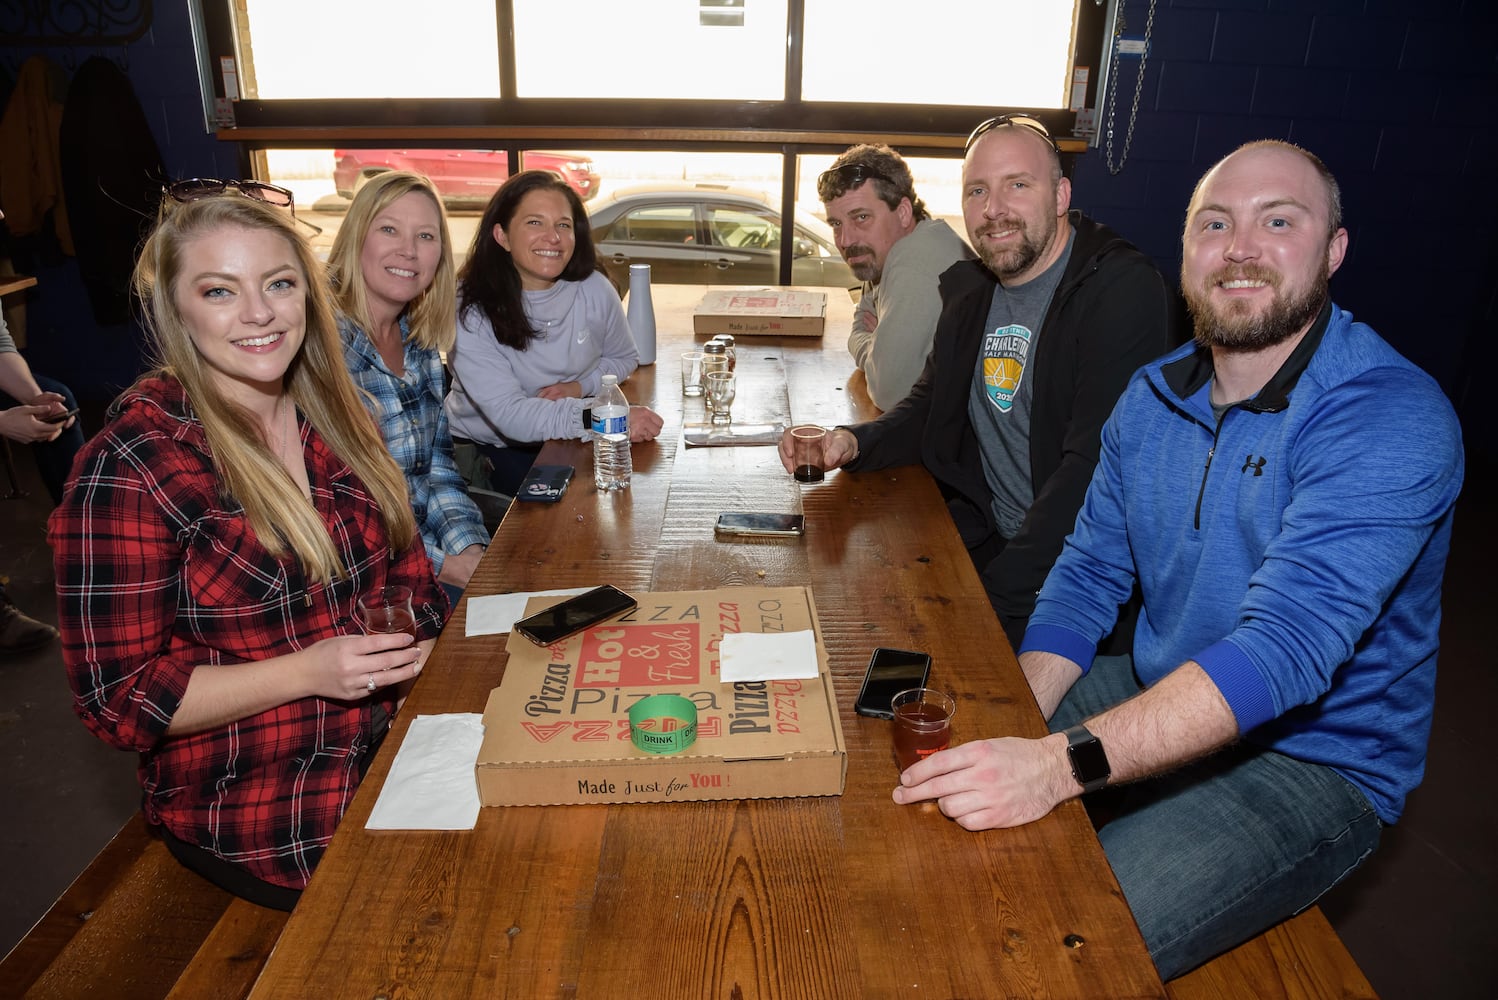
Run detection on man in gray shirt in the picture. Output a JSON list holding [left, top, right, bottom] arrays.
[[818, 144, 973, 411], [783, 118, 1173, 645]]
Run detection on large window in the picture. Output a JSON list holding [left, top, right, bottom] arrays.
[[231, 0, 1083, 107], [514, 1, 789, 100], [232, 0, 501, 99], [800, 0, 1078, 108], [207, 0, 1112, 283]]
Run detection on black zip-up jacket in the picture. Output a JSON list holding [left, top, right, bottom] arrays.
[[847, 211, 1174, 646]]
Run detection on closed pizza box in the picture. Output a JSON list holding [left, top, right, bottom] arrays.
[[692, 289, 827, 337], [476, 587, 846, 806]]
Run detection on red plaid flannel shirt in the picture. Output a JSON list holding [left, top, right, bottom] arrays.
[[50, 376, 448, 889]]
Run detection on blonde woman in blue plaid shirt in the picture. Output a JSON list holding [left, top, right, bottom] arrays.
[[329, 171, 488, 598]]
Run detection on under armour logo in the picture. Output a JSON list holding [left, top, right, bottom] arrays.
[[1242, 455, 1266, 476]]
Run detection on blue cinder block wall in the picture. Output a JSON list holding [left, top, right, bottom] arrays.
[[2, 2, 237, 403], [1069, 0, 1496, 458], [4, 1, 1495, 455]]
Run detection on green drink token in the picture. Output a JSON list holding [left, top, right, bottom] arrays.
[[628, 695, 698, 755]]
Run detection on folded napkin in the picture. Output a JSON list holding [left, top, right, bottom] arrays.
[[366, 714, 486, 831], [719, 629, 820, 682], [465, 587, 592, 636], [684, 422, 786, 447]]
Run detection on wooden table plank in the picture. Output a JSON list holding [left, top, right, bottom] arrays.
[[248, 287, 1163, 999], [0, 275, 36, 298]]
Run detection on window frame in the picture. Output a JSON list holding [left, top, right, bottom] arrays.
[[201, 0, 1117, 284]]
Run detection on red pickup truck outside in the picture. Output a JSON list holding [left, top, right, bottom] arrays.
[[333, 149, 601, 204]]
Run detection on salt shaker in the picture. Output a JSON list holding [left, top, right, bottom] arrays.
[[701, 341, 728, 412], [710, 334, 736, 371]]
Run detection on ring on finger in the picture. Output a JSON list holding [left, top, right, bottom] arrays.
[[366, 674, 376, 692]]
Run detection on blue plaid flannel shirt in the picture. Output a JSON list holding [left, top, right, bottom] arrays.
[[339, 316, 488, 576]]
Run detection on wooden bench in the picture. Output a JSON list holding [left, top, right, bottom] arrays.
[[1167, 907, 1378, 1000], [3, 814, 1374, 999], [0, 813, 287, 1000]]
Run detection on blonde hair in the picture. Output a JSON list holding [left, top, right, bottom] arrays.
[[132, 194, 417, 583], [326, 171, 458, 352]]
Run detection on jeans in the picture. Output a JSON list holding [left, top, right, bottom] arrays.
[[1, 374, 84, 505], [1051, 654, 1382, 980]]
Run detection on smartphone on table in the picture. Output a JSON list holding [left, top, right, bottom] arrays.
[[516, 464, 575, 502], [714, 512, 806, 538], [514, 584, 637, 645], [853, 647, 934, 719]]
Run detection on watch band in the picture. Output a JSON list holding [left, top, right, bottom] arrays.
[[1063, 723, 1112, 794]]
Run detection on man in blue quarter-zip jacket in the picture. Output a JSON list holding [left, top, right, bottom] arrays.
[[891, 140, 1464, 981]]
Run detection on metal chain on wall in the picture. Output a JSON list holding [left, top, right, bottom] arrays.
[[1104, 0, 1159, 176]]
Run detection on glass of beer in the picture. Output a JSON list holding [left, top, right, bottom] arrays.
[[357, 585, 417, 639], [790, 424, 827, 483], [891, 688, 955, 771]]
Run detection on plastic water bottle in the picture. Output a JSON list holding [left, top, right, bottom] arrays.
[[592, 374, 632, 491]]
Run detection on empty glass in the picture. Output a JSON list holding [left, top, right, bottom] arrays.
[[705, 371, 736, 424], [680, 351, 706, 396]]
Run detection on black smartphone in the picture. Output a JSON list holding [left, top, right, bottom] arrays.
[[516, 464, 575, 503], [42, 407, 79, 424], [854, 647, 934, 719], [714, 512, 806, 537], [514, 584, 637, 645]]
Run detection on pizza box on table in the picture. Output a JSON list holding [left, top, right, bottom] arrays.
[[476, 586, 846, 806], [692, 289, 827, 337]]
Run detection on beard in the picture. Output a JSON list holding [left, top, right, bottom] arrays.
[[974, 211, 1057, 281], [841, 244, 880, 282], [1185, 260, 1329, 351]]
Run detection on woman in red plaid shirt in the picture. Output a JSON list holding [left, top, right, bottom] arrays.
[[49, 189, 448, 910]]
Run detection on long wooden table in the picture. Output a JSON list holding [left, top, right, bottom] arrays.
[[247, 288, 1164, 998]]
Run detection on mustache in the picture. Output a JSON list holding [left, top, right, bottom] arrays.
[[975, 218, 1027, 240], [841, 244, 874, 259], [1208, 263, 1280, 287]]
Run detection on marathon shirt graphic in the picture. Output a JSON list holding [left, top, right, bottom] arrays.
[[981, 324, 1033, 414]]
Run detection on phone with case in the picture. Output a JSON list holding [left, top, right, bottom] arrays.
[[516, 464, 575, 502]]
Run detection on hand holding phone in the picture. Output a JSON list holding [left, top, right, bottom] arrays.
[[854, 647, 933, 719], [42, 406, 79, 425]]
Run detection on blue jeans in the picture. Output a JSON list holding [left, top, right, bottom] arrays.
[[1051, 654, 1382, 981], [1, 374, 84, 505]]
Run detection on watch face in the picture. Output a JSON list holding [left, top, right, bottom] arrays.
[[1068, 733, 1111, 786], [1070, 739, 1109, 779]]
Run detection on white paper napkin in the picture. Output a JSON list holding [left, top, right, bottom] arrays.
[[365, 714, 486, 830], [464, 587, 592, 636], [718, 629, 820, 682], [683, 422, 786, 447]]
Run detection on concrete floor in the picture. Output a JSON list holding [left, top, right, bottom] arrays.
[[1, 410, 1493, 997]]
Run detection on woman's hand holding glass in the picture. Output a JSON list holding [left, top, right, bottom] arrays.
[[304, 632, 424, 701]]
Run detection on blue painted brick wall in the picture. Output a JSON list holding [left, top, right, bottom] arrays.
[[1070, 0, 1497, 451], [2, 4, 238, 399]]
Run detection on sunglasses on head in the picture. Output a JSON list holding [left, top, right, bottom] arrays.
[[817, 162, 893, 191], [165, 178, 296, 210], [164, 177, 323, 235], [964, 114, 1059, 154]]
